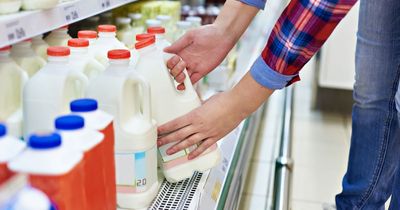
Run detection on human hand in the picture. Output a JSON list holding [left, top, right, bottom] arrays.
[[157, 91, 246, 159], [164, 24, 237, 89]]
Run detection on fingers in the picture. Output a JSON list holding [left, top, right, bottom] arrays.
[[190, 72, 203, 84], [157, 125, 195, 147], [164, 31, 193, 54], [166, 133, 205, 155], [188, 139, 215, 160], [177, 83, 186, 90], [170, 61, 186, 83], [166, 55, 181, 70], [158, 113, 192, 135]]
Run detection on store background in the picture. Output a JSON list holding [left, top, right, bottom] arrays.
[[0, 0, 385, 209]]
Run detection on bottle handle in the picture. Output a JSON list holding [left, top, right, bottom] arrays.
[[67, 71, 89, 97], [164, 52, 196, 98], [124, 73, 152, 124]]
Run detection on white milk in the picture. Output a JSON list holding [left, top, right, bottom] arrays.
[[77, 30, 98, 59], [68, 38, 105, 80], [8, 132, 87, 210], [0, 46, 28, 138], [93, 25, 127, 66], [86, 49, 158, 209], [135, 37, 221, 183], [116, 17, 135, 48], [11, 40, 46, 77], [44, 26, 72, 47], [21, 0, 58, 10], [147, 26, 171, 62], [174, 21, 191, 42], [0, 124, 26, 184], [31, 35, 49, 60], [0, 0, 21, 15], [130, 33, 155, 68], [23, 47, 88, 139]]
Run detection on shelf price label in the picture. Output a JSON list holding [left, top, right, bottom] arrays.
[[100, 0, 111, 9], [5, 20, 26, 42], [63, 4, 80, 22]]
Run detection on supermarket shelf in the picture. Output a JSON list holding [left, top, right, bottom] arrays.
[[0, 0, 136, 48]]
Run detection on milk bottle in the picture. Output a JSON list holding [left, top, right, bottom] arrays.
[[11, 39, 46, 77], [0, 124, 25, 184], [86, 49, 158, 209], [130, 33, 155, 67], [116, 17, 135, 48], [135, 37, 221, 182], [0, 0, 21, 15], [8, 132, 86, 210], [44, 26, 72, 47], [22, 0, 58, 10], [145, 19, 161, 29], [156, 15, 174, 41], [23, 46, 88, 138], [68, 38, 105, 79], [128, 13, 144, 37], [147, 26, 170, 54], [0, 46, 28, 138], [93, 25, 127, 66], [186, 16, 202, 28], [70, 98, 116, 210], [174, 21, 191, 41], [77, 30, 98, 58], [31, 35, 49, 60], [55, 115, 107, 210]]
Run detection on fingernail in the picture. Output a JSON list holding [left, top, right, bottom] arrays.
[[157, 141, 162, 146]]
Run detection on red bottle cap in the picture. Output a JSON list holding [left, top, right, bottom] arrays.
[[108, 49, 131, 59], [136, 33, 155, 41], [0, 46, 11, 51], [98, 25, 116, 32], [68, 39, 89, 47], [135, 36, 156, 50], [78, 30, 97, 39], [47, 46, 70, 56], [147, 26, 165, 34]]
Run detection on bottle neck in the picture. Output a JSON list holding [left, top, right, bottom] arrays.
[[137, 43, 157, 54], [70, 47, 89, 55], [109, 59, 130, 66], [48, 56, 69, 63], [98, 32, 116, 38]]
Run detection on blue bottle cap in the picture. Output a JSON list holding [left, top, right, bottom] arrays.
[[55, 115, 84, 130], [70, 98, 98, 112], [0, 124, 6, 138], [28, 133, 62, 149]]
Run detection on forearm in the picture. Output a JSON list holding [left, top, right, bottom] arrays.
[[228, 71, 274, 119], [214, 0, 259, 44]]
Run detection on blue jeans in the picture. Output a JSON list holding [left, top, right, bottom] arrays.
[[335, 0, 400, 209]]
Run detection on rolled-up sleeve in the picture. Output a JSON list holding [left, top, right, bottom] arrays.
[[251, 0, 358, 89], [238, 0, 266, 10]]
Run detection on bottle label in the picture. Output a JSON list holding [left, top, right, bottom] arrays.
[[115, 147, 157, 193]]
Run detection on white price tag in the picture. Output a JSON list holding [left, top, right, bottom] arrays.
[[5, 20, 27, 42], [63, 4, 80, 22], [100, 0, 111, 9]]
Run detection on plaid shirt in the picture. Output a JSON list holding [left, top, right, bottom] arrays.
[[242, 0, 358, 89]]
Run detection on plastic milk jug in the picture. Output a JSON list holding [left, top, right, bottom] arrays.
[[145, 19, 161, 29], [77, 30, 98, 58], [93, 25, 127, 66], [0, 0, 21, 15], [31, 35, 49, 60], [55, 115, 108, 210], [147, 26, 171, 61], [128, 13, 145, 40], [116, 17, 135, 48], [0, 124, 25, 184], [70, 98, 116, 210], [130, 33, 155, 67], [186, 16, 202, 28], [135, 37, 221, 183], [11, 39, 46, 77], [68, 38, 105, 79], [86, 49, 158, 209], [156, 15, 174, 41], [174, 21, 191, 41], [23, 47, 88, 138], [8, 132, 86, 210], [0, 46, 28, 138], [44, 26, 72, 47]]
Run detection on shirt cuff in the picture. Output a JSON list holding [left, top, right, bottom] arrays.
[[250, 56, 298, 90], [238, 0, 266, 10]]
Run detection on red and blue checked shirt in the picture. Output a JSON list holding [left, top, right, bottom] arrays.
[[241, 0, 358, 89]]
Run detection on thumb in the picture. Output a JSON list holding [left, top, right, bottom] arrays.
[[164, 32, 193, 54]]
